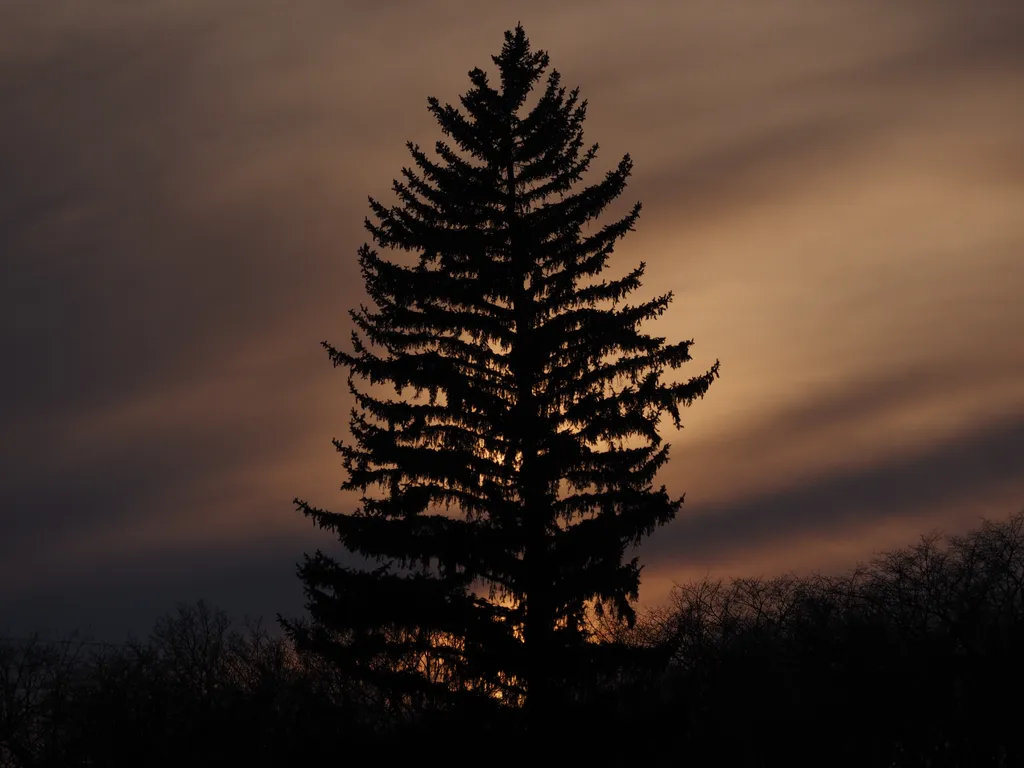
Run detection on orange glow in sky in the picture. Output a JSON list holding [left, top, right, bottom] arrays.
[[1, 0, 1021, 640]]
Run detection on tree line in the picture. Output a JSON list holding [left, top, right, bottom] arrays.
[[2, 510, 1022, 766]]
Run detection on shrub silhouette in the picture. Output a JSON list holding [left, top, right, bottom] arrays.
[[619, 511, 1024, 766]]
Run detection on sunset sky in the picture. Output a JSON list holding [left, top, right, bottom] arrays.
[[2, 0, 1022, 642]]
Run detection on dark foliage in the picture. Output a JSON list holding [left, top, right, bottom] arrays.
[[281, 23, 718, 729], [610, 510, 1024, 766], [0, 603, 395, 768], [3, 511, 1022, 766]]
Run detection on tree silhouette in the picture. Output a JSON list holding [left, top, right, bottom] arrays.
[[282, 24, 718, 733], [615, 510, 1024, 766]]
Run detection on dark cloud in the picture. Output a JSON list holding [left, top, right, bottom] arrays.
[[647, 413, 1024, 568], [1, 0, 1021, 640], [0, 534, 314, 643]]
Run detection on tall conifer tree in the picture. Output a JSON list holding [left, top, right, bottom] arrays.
[[283, 25, 718, 725]]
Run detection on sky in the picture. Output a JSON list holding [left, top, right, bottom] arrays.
[[2, 0, 1022, 642]]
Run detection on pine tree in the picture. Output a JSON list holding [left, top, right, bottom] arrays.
[[282, 25, 718, 730]]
